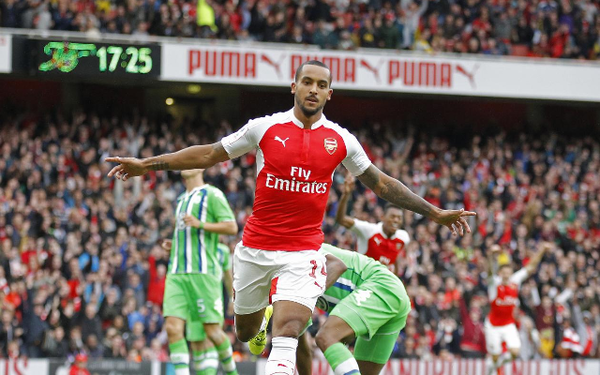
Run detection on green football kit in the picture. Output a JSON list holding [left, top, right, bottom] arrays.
[[163, 185, 235, 328], [319, 244, 411, 364]]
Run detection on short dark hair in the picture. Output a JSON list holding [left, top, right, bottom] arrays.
[[294, 60, 332, 85], [384, 203, 403, 214]]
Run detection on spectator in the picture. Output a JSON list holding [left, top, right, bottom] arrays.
[[42, 326, 69, 358], [519, 316, 542, 360], [457, 286, 486, 358], [379, 14, 401, 48], [79, 303, 103, 342]]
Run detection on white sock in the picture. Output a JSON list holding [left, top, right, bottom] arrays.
[[333, 358, 361, 375], [265, 337, 298, 375], [193, 351, 218, 372], [497, 352, 513, 369], [171, 352, 191, 375]]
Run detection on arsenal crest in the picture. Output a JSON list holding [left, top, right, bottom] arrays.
[[324, 138, 338, 155]]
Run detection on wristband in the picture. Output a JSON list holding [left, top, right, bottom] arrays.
[[199, 221, 204, 229]]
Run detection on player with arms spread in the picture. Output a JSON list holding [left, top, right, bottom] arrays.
[[485, 243, 551, 375], [162, 169, 238, 375], [107, 60, 475, 375], [336, 174, 410, 273], [296, 244, 411, 375]]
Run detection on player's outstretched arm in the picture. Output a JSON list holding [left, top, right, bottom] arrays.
[[487, 244, 501, 278], [107, 142, 230, 181], [524, 242, 552, 275], [335, 174, 356, 229], [356, 165, 476, 236]]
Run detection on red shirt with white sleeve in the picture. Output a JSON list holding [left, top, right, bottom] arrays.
[[350, 219, 410, 266], [221, 109, 371, 251], [487, 268, 528, 326]]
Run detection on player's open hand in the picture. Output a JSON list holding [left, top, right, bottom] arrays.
[[434, 208, 476, 236], [106, 156, 147, 181]]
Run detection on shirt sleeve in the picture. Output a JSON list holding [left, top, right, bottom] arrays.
[[488, 276, 501, 300], [349, 218, 371, 240], [510, 268, 529, 286], [221, 113, 282, 159], [398, 230, 411, 246], [220, 121, 259, 159], [209, 188, 236, 222], [341, 130, 372, 176]]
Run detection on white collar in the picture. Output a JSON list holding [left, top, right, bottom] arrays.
[[378, 222, 397, 239], [288, 108, 327, 129]]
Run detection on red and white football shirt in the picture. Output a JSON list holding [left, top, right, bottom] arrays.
[[487, 268, 528, 326], [221, 109, 371, 251], [350, 219, 410, 266]]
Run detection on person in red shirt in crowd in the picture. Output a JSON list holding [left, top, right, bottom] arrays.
[[485, 243, 551, 375], [146, 245, 167, 306], [336, 174, 411, 274], [457, 284, 486, 358], [69, 353, 91, 375]]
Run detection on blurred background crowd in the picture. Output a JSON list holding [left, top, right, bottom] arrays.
[[0, 108, 599, 362], [2, 0, 600, 59]]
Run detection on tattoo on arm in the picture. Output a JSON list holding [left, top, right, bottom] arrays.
[[357, 165, 438, 218], [150, 161, 169, 171]]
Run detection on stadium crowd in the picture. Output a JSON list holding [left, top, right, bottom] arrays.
[[0, 109, 599, 363], [2, 0, 600, 59]]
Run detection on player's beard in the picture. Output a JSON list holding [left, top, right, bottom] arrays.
[[295, 93, 325, 117]]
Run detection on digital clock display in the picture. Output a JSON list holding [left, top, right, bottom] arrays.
[[32, 40, 160, 78]]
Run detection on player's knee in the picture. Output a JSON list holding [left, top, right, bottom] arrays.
[[235, 323, 257, 342], [205, 326, 226, 344], [273, 319, 304, 338], [165, 319, 184, 340], [509, 348, 520, 359]]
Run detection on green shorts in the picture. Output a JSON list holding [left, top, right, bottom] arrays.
[[163, 273, 224, 341], [329, 274, 411, 364], [185, 320, 226, 342]]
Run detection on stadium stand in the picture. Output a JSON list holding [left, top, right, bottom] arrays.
[[0, 109, 599, 362], [1, 0, 600, 59]]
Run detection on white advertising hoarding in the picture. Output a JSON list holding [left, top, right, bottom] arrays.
[[0, 34, 11, 74], [161, 42, 600, 102], [257, 359, 600, 375], [0, 358, 48, 375]]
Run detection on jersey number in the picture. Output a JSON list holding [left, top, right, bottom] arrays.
[[197, 299, 206, 314]]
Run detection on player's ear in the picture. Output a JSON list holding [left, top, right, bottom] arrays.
[[327, 88, 333, 100], [291, 82, 296, 94]]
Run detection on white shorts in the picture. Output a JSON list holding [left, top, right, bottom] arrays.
[[232, 242, 327, 315], [485, 320, 521, 355]]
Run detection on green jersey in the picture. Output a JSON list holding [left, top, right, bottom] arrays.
[[169, 185, 235, 275], [320, 243, 400, 313]]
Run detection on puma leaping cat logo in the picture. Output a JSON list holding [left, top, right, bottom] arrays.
[[274, 136, 289, 147]]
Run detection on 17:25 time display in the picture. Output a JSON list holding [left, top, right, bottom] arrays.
[[96, 46, 152, 74]]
